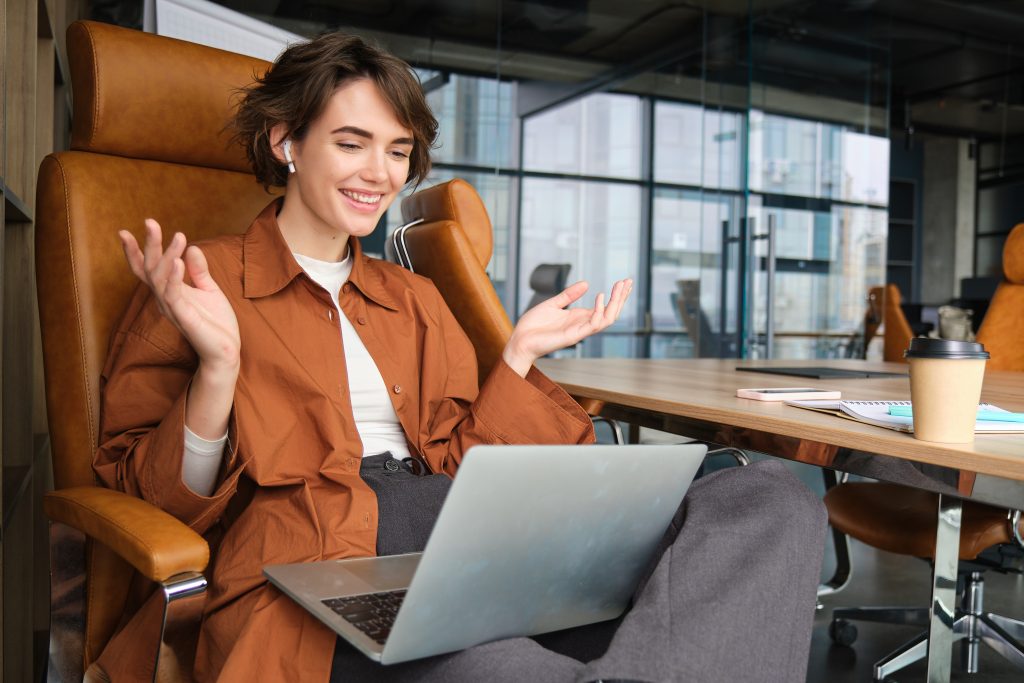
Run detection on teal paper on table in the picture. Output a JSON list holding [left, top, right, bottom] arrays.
[[888, 405, 1024, 423]]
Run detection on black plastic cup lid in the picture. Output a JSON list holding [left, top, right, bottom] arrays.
[[904, 337, 989, 360]]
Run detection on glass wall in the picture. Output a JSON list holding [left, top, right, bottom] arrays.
[[385, 72, 520, 309], [743, 7, 891, 358], [654, 104, 743, 190], [518, 178, 642, 330], [518, 93, 645, 351], [523, 94, 643, 178], [744, 112, 890, 358], [377, 6, 891, 361], [649, 100, 745, 359], [428, 73, 518, 169]]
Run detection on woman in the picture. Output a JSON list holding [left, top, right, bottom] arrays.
[[95, 32, 825, 683]]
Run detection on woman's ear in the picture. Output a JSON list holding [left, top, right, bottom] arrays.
[[269, 124, 291, 167]]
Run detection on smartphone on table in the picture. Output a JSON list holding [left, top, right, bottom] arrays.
[[735, 388, 842, 401]]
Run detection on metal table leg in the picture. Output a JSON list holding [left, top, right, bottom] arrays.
[[927, 494, 962, 682]]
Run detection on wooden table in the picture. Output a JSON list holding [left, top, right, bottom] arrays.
[[537, 358, 1024, 683]]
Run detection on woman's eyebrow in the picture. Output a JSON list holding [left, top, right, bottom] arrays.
[[331, 125, 414, 146]]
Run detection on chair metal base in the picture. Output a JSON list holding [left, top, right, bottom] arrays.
[[831, 572, 1024, 681], [818, 468, 852, 603], [591, 416, 624, 444], [705, 447, 751, 467], [47, 522, 207, 683]]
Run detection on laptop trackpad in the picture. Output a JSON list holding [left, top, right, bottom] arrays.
[[332, 553, 421, 593], [265, 553, 421, 600]]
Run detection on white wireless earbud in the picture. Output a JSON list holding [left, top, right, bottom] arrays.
[[282, 139, 296, 173]]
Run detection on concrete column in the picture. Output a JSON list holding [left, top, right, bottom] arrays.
[[920, 138, 976, 302]]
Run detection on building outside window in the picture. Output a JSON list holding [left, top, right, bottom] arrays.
[[386, 72, 890, 360]]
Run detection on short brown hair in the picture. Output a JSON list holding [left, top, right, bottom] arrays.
[[233, 33, 438, 189]]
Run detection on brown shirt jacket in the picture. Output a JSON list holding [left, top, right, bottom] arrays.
[[94, 201, 595, 681]]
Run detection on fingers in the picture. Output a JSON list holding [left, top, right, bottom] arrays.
[[127, 219, 186, 294], [549, 281, 589, 309], [606, 278, 633, 323], [586, 278, 633, 332], [140, 219, 168, 279], [163, 256, 187, 310], [149, 233, 187, 294], [118, 230, 146, 280], [183, 245, 215, 290], [119, 220, 199, 325], [589, 292, 606, 328]]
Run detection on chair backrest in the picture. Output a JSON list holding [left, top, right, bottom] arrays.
[[880, 283, 914, 363], [864, 286, 884, 349], [397, 179, 514, 383], [673, 279, 720, 357], [36, 20, 272, 667], [525, 263, 571, 311], [977, 223, 1024, 371], [397, 181, 609, 424]]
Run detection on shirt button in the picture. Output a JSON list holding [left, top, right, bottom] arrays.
[[357, 317, 367, 325], [393, 384, 402, 394], [342, 283, 352, 293]]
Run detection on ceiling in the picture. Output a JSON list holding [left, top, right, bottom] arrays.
[[195, 1, 1024, 141]]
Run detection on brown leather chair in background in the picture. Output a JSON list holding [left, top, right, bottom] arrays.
[[393, 179, 623, 443], [824, 235, 1024, 679], [977, 223, 1024, 371], [36, 21, 272, 681], [864, 287, 884, 350], [880, 283, 915, 363], [391, 179, 517, 384]]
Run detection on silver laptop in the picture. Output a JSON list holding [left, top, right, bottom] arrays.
[[263, 443, 706, 665]]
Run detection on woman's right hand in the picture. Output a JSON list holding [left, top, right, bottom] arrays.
[[119, 219, 241, 374]]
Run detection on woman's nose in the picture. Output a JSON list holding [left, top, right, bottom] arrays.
[[361, 152, 388, 183]]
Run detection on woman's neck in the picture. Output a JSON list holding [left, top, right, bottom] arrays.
[[276, 195, 351, 262]]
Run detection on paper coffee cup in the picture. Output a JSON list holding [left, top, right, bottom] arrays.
[[905, 338, 989, 443]]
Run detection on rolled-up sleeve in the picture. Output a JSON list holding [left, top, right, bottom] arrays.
[[94, 288, 244, 533]]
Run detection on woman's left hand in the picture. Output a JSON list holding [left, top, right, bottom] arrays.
[[501, 278, 633, 377]]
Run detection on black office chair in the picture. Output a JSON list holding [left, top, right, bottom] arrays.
[[524, 263, 572, 313], [671, 279, 735, 358]]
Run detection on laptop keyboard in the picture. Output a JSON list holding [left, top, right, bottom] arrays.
[[322, 590, 407, 644]]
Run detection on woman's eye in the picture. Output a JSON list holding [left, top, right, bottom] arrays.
[[336, 142, 360, 151]]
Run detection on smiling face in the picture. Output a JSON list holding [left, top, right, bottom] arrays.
[[275, 78, 414, 260]]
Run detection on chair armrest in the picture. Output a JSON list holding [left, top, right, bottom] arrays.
[[44, 487, 209, 583]]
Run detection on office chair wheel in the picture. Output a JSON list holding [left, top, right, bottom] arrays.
[[828, 618, 858, 646]]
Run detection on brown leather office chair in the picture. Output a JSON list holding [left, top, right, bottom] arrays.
[[977, 223, 1024, 372], [880, 283, 915, 363], [393, 180, 622, 443], [863, 286, 884, 351], [824, 234, 1024, 680], [36, 21, 272, 681]]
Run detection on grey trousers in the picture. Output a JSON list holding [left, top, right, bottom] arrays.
[[330, 454, 827, 683]]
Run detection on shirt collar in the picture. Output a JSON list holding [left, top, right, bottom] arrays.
[[243, 199, 398, 311]]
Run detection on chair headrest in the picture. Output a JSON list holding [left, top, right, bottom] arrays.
[[1004, 223, 1024, 284], [67, 20, 269, 172], [529, 264, 571, 293], [883, 283, 903, 305], [400, 179, 492, 265]]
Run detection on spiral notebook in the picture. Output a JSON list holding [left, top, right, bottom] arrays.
[[784, 399, 1024, 434]]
